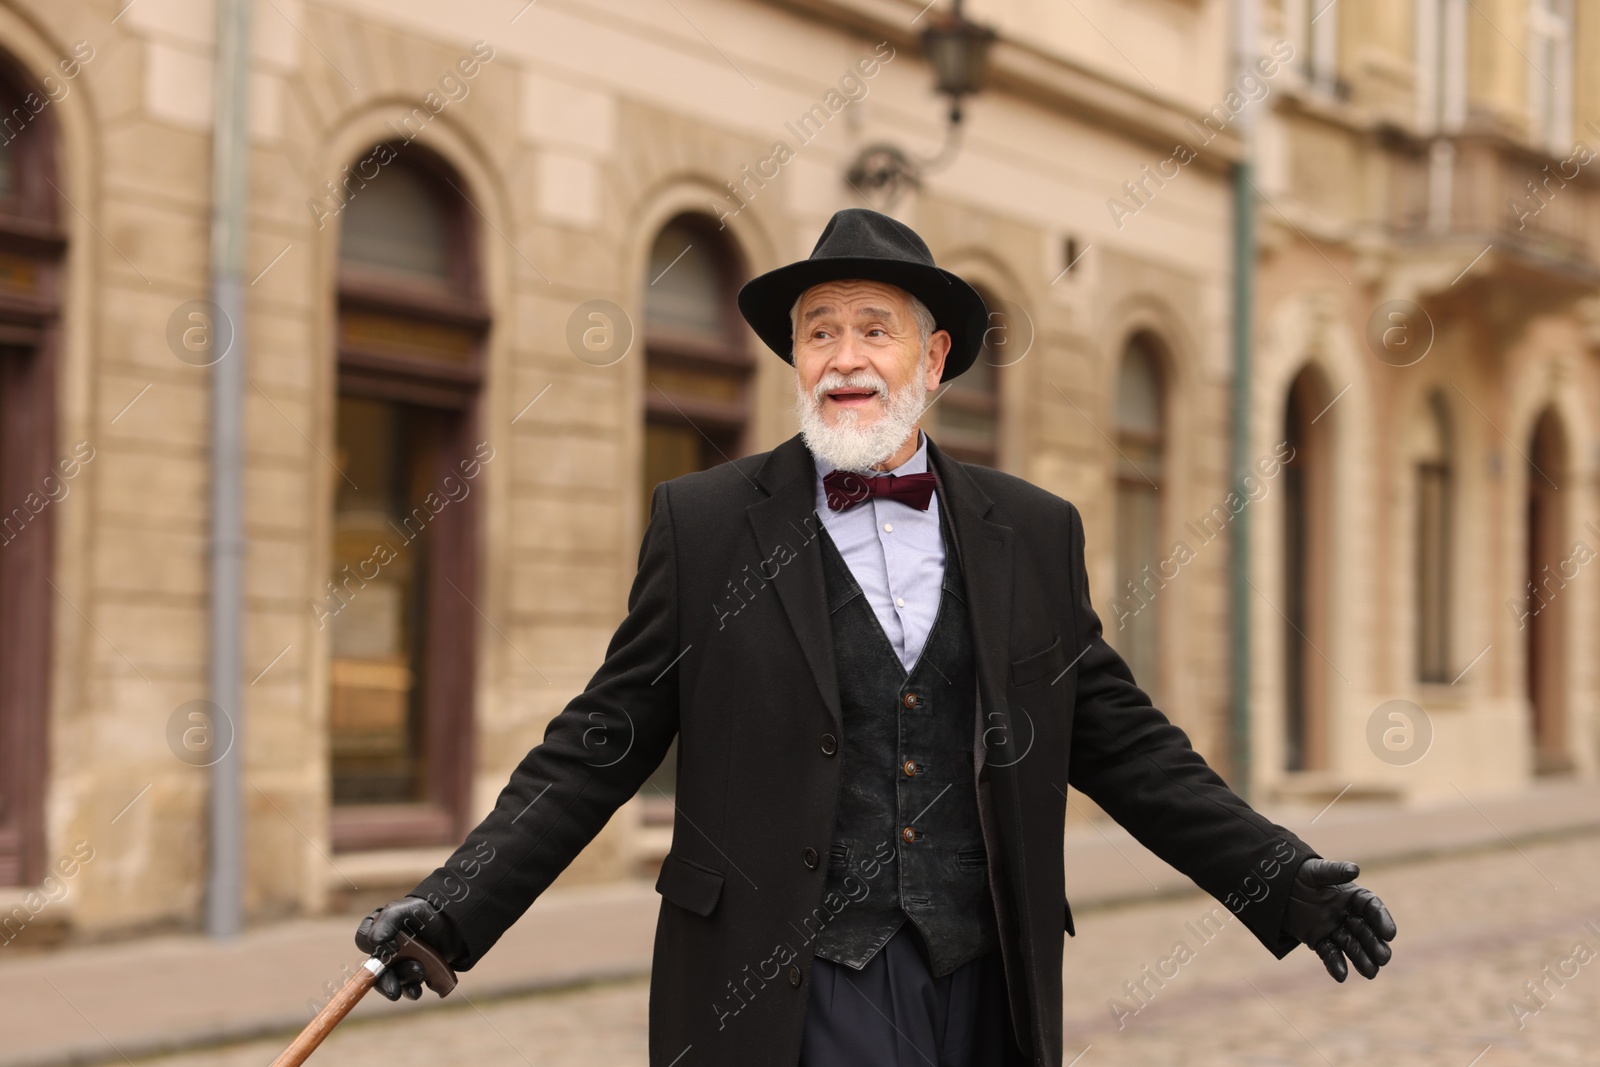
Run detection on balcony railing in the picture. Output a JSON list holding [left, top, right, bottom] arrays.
[[1387, 131, 1600, 277]]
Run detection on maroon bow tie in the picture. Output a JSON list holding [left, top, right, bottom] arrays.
[[823, 469, 937, 512]]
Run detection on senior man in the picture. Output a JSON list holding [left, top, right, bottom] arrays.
[[354, 208, 1396, 1066]]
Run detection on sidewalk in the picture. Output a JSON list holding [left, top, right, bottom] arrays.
[[3, 779, 1597, 1067]]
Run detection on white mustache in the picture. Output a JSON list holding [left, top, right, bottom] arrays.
[[812, 371, 887, 404]]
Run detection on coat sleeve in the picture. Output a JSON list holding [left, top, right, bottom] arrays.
[[408, 481, 684, 969], [1061, 501, 1316, 958]]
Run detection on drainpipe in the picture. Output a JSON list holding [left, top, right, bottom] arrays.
[[207, 0, 253, 939], [1228, 0, 1259, 798]]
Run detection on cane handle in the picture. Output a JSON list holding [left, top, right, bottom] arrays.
[[391, 931, 458, 996]]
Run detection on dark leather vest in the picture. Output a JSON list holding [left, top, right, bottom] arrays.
[[809, 500, 1000, 977]]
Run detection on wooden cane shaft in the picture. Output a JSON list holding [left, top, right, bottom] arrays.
[[269, 963, 380, 1067]]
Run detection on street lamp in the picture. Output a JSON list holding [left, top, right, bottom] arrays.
[[922, 0, 997, 124], [845, 0, 996, 208]]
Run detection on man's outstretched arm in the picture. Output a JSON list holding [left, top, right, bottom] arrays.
[[1059, 501, 1395, 978], [357, 481, 686, 994]]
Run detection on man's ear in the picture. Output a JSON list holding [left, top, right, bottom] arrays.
[[924, 329, 952, 389]]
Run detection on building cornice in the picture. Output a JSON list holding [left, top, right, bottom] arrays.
[[760, 0, 1244, 172]]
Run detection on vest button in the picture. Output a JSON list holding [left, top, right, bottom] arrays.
[[820, 733, 838, 756], [902, 692, 918, 708], [901, 826, 920, 844], [802, 846, 818, 869], [903, 760, 920, 777], [788, 965, 802, 988]]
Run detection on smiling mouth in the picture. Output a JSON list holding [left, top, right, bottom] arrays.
[[825, 388, 881, 406]]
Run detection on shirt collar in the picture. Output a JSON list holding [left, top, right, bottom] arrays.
[[811, 429, 928, 482]]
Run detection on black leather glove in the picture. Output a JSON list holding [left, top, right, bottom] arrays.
[[1282, 858, 1396, 982], [354, 896, 469, 1001]]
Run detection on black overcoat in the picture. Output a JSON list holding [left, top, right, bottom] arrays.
[[412, 431, 1318, 1066]]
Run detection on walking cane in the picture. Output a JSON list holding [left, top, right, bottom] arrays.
[[268, 933, 457, 1067]]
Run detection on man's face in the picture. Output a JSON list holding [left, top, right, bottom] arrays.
[[792, 280, 949, 433]]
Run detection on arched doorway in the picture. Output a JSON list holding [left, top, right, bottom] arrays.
[[1282, 366, 1334, 773], [1524, 407, 1569, 774], [327, 147, 489, 851], [0, 55, 66, 886]]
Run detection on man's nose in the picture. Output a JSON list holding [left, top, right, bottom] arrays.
[[828, 332, 871, 376]]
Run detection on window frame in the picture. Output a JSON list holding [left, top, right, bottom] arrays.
[[1110, 332, 1168, 706], [0, 54, 65, 888], [641, 213, 754, 439], [1414, 392, 1454, 684], [328, 147, 490, 853], [936, 285, 1005, 468], [1527, 0, 1574, 154]]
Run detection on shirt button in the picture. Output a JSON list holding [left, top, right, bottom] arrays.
[[902, 692, 917, 708], [802, 846, 818, 869], [883, 522, 894, 533], [901, 826, 919, 844], [821, 733, 838, 756], [788, 965, 802, 988], [903, 760, 920, 777], [895, 596, 905, 608]]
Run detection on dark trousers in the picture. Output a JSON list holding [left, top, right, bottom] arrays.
[[799, 922, 1025, 1067]]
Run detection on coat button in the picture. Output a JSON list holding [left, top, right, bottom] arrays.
[[902, 692, 917, 708], [821, 733, 838, 756], [788, 965, 802, 988], [901, 826, 920, 843], [903, 760, 920, 777], [802, 846, 818, 869]]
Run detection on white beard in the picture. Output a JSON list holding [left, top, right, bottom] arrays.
[[795, 353, 929, 473]]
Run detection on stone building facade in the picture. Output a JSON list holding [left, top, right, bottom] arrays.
[[0, 0, 1589, 945], [1248, 0, 1600, 801]]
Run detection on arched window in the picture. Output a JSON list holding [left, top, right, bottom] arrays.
[[1282, 366, 1334, 773], [1412, 392, 1453, 682], [340, 163, 454, 278], [0, 55, 65, 887], [936, 286, 1007, 467], [328, 148, 488, 851], [1112, 334, 1166, 701], [640, 214, 750, 812], [642, 213, 752, 517]]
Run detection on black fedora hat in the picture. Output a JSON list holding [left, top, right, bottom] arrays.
[[737, 208, 988, 381]]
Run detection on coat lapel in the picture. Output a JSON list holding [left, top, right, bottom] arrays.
[[746, 435, 843, 730], [925, 436, 1014, 717]]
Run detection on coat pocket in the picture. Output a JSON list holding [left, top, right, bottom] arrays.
[[1009, 633, 1067, 687], [655, 852, 726, 918]]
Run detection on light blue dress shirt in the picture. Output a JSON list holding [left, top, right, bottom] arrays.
[[811, 430, 946, 672]]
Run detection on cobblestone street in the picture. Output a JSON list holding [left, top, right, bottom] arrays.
[[137, 832, 1600, 1067]]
